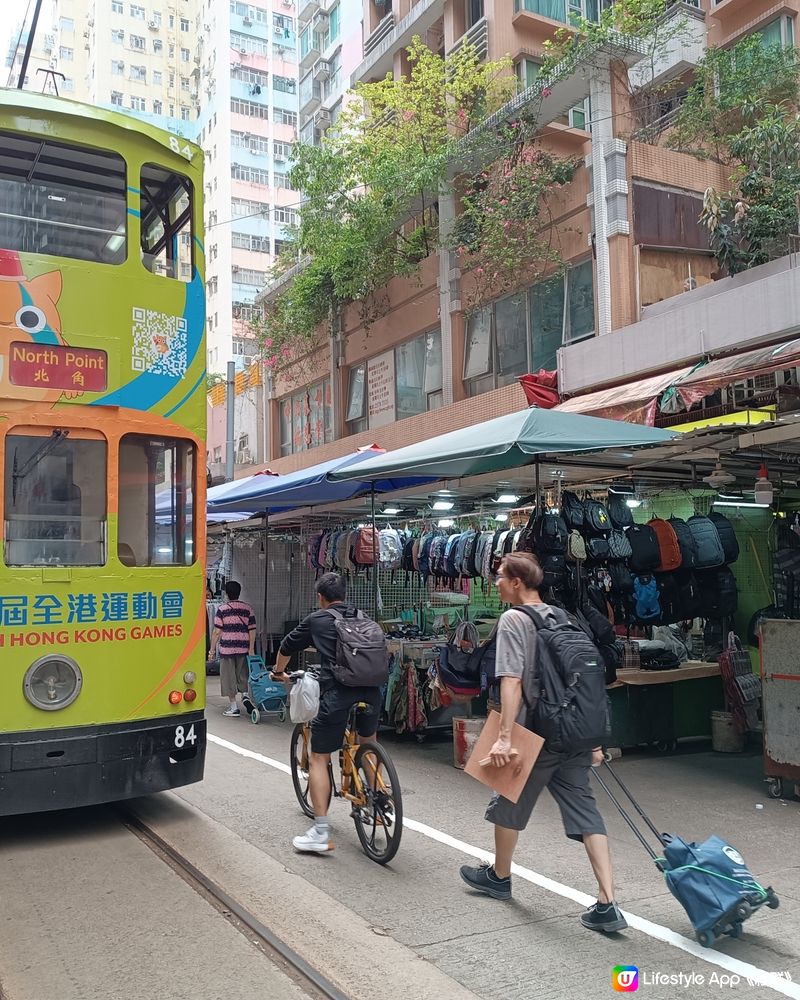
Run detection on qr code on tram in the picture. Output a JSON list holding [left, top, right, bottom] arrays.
[[131, 307, 188, 377]]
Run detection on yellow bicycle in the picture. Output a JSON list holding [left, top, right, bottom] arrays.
[[290, 699, 403, 865]]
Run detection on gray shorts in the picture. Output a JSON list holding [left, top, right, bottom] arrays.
[[220, 655, 249, 699], [485, 747, 607, 842]]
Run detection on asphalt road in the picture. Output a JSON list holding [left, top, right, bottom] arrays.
[[1, 680, 799, 1000]]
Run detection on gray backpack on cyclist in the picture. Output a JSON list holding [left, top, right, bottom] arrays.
[[327, 608, 390, 687]]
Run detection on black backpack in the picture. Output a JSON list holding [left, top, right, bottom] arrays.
[[327, 608, 390, 687], [462, 530, 481, 577], [687, 515, 725, 569], [696, 567, 738, 619], [561, 491, 586, 531], [658, 569, 700, 623], [668, 517, 698, 570], [514, 605, 610, 752], [627, 523, 661, 574], [531, 512, 568, 555], [539, 553, 567, 590], [607, 494, 634, 529], [608, 529, 632, 561], [586, 536, 611, 562], [584, 499, 612, 536], [708, 512, 740, 565], [609, 561, 634, 595]]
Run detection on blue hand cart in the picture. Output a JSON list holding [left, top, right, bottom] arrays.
[[246, 655, 289, 724]]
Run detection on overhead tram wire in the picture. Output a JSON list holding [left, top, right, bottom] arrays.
[[6, 0, 34, 88]]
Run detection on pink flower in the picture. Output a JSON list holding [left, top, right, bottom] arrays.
[[475, 267, 484, 276], [402, 109, 414, 121], [499, 199, 508, 206], [281, 347, 291, 357], [264, 337, 273, 348], [541, 87, 552, 98]]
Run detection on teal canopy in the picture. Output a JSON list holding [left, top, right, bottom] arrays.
[[328, 408, 677, 483]]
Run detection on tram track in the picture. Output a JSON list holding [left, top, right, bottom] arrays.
[[118, 808, 352, 1000]]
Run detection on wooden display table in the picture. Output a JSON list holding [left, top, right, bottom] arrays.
[[609, 661, 724, 750]]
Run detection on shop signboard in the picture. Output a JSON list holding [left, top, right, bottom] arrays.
[[367, 350, 395, 429]]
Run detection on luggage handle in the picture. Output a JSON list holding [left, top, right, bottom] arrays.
[[593, 761, 668, 868]]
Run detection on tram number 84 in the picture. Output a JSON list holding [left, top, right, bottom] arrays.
[[174, 724, 197, 749]]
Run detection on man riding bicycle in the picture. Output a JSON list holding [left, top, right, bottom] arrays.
[[272, 573, 383, 854]]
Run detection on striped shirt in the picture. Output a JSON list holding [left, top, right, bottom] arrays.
[[214, 600, 256, 657]]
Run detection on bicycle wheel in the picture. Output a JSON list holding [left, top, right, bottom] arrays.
[[290, 724, 315, 819], [352, 741, 403, 865]]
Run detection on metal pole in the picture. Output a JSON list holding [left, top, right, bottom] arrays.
[[534, 458, 541, 508], [371, 486, 378, 620], [225, 360, 235, 483], [17, 0, 45, 90], [262, 513, 269, 660]]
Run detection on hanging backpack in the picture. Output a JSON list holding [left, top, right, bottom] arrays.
[[418, 532, 435, 580], [708, 512, 740, 565], [532, 511, 568, 555], [566, 529, 587, 563], [539, 553, 567, 590], [627, 523, 661, 574], [430, 535, 448, 579], [633, 574, 661, 622], [687, 515, 725, 569], [696, 567, 738, 619], [354, 526, 380, 567], [480, 531, 496, 581], [513, 606, 610, 753], [327, 607, 389, 687], [454, 531, 473, 577], [491, 530, 511, 575], [609, 561, 634, 596], [608, 528, 633, 561], [401, 535, 417, 576], [586, 536, 611, 563], [658, 570, 700, 623], [649, 518, 683, 572], [463, 530, 482, 577], [379, 528, 403, 571], [561, 491, 586, 531], [307, 532, 324, 572], [669, 517, 698, 570], [607, 494, 634, 529], [584, 499, 612, 536]]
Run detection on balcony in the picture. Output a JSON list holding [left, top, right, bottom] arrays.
[[299, 70, 322, 116], [628, 2, 706, 91], [449, 16, 488, 62], [299, 26, 321, 71], [297, 0, 320, 25], [353, 0, 445, 84]]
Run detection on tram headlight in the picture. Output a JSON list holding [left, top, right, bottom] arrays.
[[23, 655, 83, 711], [183, 671, 196, 685]]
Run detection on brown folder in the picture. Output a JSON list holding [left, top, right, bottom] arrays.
[[464, 711, 545, 803]]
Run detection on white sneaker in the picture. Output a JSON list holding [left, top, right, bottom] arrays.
[[292, 825, 334, 854], [222, 706, 240, 717]]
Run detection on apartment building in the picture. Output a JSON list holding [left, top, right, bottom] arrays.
[[203, 0, 800, 477], [5, 1, 59, 92], [196, 0, 300, 374]]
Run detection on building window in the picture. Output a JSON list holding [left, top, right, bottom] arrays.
[[60, 16, 75, 32], [181, 47, 190, 62], [395, 330, 443, 419], [273, 206, 296, 225], [276, 108, 297, 127], [181, 75, 190, 90], [111, 90, 123, 105], [62, 78, 74, 91], [280, 379, 333, 455], [753, 16, 795, 49], [180, 17, 190, 31], [513, 0, 607, 20], [59, 46, 74, 60], [130, 95, 146, 111], [152, 11, 162, 27], [328, 3, 340, 42], [181, 106, 190, 121], [153, 69, 162, 85], [466, 0, 484, 28], [112, 0, 124, 12], [463, 261, 595, 395], [273, 75, 296, 94], [112, 59, 125, 75], [515, 57, 540, 90], [129, 34, 145, 50], [153, 99, 163, 114], [130, 64, 146, 81], [232, 337, 258, 357], [231, 66, 269, 88], [345, 364, 367, 434], [130, 3, 145, 18], [273, 172, 293, 190], [232, 266, 267, 286], [232, 231, 270, 251], [230, 98, 269, 118], [273, 140, 292, 160], [153, 38, 163, 53], [231, 163, 270, 184], [232, 197, 268, 218], [112, 29, 125, 44], [230, 31, 268, 55]]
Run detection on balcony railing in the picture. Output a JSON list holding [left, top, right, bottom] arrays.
[[364, 12, 395, 59], [449, 16, 488, 61]]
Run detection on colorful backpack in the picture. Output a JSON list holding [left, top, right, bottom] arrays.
[[633, 574, 661, 622], [649, 518, 682, 572]]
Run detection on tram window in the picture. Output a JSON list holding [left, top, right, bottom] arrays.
[[3, 430, 107, 567], [140, 163, 194, 282], [0, 130, 126, 265], [118, 434, 195, 566]]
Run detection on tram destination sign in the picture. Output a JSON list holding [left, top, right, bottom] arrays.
[[9, 341, 108, 392]]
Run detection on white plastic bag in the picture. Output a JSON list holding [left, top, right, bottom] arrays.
[[289, 672, 320, 723]]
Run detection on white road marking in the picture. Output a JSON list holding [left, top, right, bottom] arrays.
[[208, 733, 800, 999]]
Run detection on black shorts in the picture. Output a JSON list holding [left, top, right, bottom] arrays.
[[310, 679, 382, 754]]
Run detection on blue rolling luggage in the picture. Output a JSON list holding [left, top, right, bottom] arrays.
[[594, 762, 779, 948], [246, 655, 288, 724]]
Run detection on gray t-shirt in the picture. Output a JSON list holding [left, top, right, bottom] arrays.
[[494, 602, 558, 725]]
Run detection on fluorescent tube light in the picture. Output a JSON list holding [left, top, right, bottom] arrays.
[[496, 494, 519, 504], [626, 498, 643, 509], [713, 501, 770, 509], [383, 506, 400, 515], [432, 500, 454, 511], [438, 518, 455, 527]]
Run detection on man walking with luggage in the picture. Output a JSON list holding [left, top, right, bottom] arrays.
[[272, 573, 384, 855], [459, 552, 628, 933]]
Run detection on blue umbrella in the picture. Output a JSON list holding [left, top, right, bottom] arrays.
[[207, 446, 436, 515]]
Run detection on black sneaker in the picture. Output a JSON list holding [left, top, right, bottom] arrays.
[[459, 863, 512, 900], [242, 696, 255, 715], [580, 900, 628, 933]]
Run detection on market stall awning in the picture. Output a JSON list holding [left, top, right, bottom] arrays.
[[207, 446, 437, 515], [328, 408, 677, 483], [673, 338, 800, 408], [555, 368, 694, 425]]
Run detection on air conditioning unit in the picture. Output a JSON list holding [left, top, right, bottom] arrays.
[[148, 19, 158, 29], [312, 58, 329, 82], [239, 46, 247, 53], [243, 15, 252, 24], [274, 152, 286, 162], [274, 25, 284, 36], [314, 107, 331, 127], [236, 448, 254, 465]]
